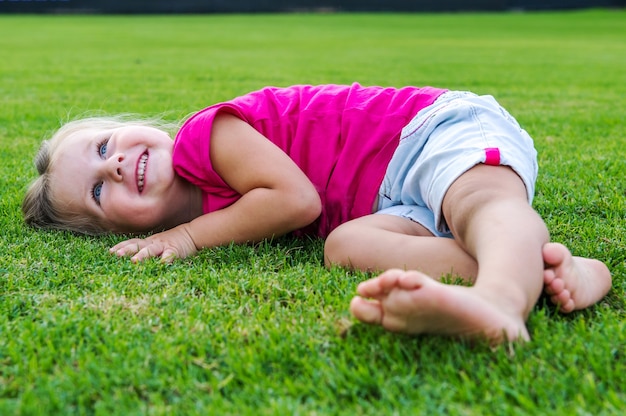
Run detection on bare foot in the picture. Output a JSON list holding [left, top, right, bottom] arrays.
[[350, 269, 529, 344], [542, 243, 612, 313]]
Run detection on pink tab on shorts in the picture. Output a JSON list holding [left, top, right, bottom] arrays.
[[484, 147, 501, 166]]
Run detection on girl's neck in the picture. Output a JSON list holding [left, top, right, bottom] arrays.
[[161, 179, 204, 231]]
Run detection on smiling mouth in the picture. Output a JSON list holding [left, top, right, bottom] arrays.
[[137, 152, 148, 192]]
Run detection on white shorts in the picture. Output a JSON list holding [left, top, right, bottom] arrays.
[[375, 91, 538, 237]]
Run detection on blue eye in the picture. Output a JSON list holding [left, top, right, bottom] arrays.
[[98, 140, 109, 158], [92, 183, 103, 204]]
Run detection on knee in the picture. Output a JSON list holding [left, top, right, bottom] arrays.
[[324, 222, 360, 269]]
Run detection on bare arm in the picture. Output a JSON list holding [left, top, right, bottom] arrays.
[[186, 112, 322, 246], [111, 112, 322, 262]]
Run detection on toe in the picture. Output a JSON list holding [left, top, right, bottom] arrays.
[[396, 270, 430, 290], [356, 269, 404, 297], [543, 268, 556, 285], [550, 289, 573, 310], [558, 298, 575, 314], [350, 296, 383, 325], [542, 242, 568, 267], [544, 278, 565, 296]]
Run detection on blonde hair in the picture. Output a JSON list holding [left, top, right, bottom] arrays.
[[22, 115, 181, 235]]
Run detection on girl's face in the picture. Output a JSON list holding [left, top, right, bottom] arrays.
[[50, 125, 195, 233]]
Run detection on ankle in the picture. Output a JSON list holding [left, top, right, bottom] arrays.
[[472, 281, 537, 319]]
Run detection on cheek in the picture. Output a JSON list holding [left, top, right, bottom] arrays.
[[109, 196, 169, 232], [102, 192, 146, 230]]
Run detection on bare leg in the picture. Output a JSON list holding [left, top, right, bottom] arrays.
[[351, 243, 612, 340], [351, 165, 548, 343], [324, 214, 477, 282], [542, 242, 612, 313], [327, 208, 612, 317]]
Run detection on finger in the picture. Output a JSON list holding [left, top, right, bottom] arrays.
[[112, 242, 144, 257], [160, 248, 179, 264], [109, 238, 142, 252], [130, 244, 163, 263], [110, 239, 145, 255]]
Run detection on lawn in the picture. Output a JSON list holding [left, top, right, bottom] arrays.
[[1, 9, 625, 415]]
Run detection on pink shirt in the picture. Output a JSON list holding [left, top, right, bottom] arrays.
[[172, 83, 446, 237]]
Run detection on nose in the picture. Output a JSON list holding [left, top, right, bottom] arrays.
[[103, 153, 125, 182]]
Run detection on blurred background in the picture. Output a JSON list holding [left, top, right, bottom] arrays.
[[1, 0, 625, 14]]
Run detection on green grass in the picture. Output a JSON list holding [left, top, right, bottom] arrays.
[[1, 9, 625, 415]]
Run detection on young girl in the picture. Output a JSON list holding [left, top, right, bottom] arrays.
[[22, 83, 612, 344]]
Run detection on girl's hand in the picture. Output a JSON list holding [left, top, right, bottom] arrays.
[[109, 224, 197, 263]]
